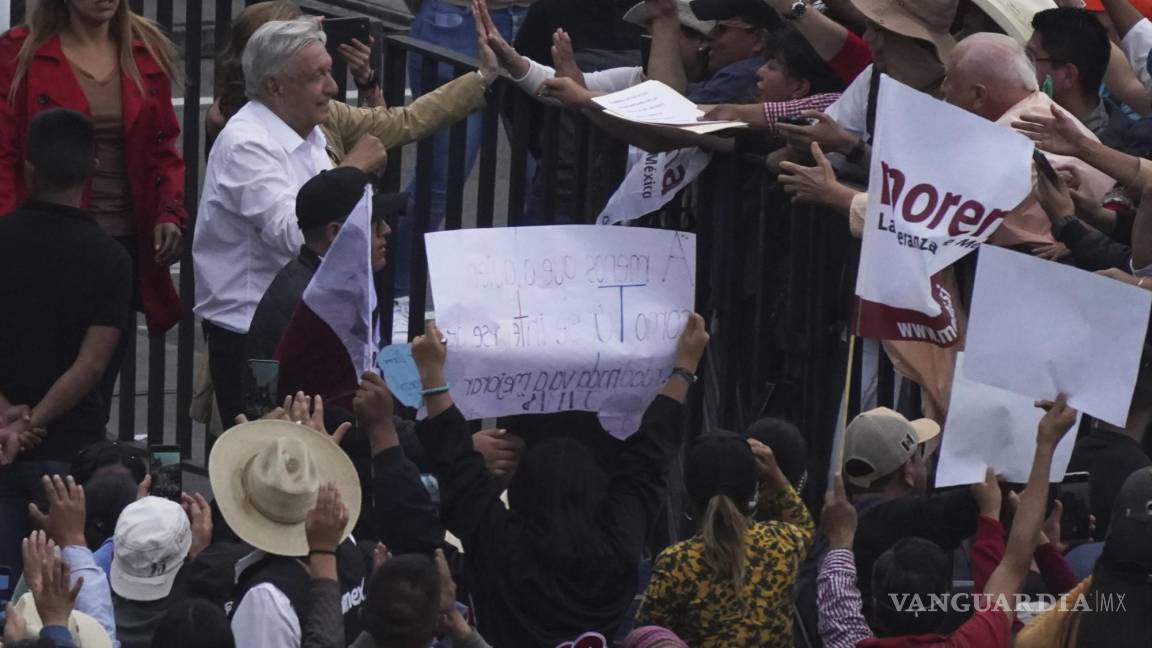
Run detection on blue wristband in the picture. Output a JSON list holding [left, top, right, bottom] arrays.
[[421, 384, 450, 396]]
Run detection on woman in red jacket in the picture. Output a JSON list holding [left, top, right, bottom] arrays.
[[0, 0, 185, 412]]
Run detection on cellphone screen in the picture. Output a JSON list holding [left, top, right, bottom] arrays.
[[149, 447, 182, 502], [243, 360, 280, 421]]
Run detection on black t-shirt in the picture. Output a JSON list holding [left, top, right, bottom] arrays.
[[0, 201, 132, 461]]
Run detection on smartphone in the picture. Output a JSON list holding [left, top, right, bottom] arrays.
[[778, 115, 816, 126], [323, 17, 370, 52], [148, 445, 182, 502], [242, 359, 280, 422], [1055, 471, 1092, 542], [1032, 150, 1060, 185]]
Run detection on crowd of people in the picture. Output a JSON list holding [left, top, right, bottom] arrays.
[[1, 0, 1152, 646]]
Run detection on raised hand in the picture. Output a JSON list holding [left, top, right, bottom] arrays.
[[551, 29, 585, 87], [675, 312, 709, 373], [473, 428, 525, 477], [1012, 107, 1089, 158], [338, 37, 375, 86], [29, 475, 86, 548], [778, 142, 857, 211], [411, 321, 448, 387], [537, 76, 600, 108], [775, 111, 858, 156], [748, 438, 789, 494], [25, 531, 81, 628], [472, 0, 526, 78], [970, 467, 1002, 519], [1035, 393, 1077, 450], [821, 475, 857, 549], [181, 493, 213, 559], [306, 482, 349, 553]]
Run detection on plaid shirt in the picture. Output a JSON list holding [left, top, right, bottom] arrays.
[[817, 548, 873, 648], [763, 93, 841, 135]]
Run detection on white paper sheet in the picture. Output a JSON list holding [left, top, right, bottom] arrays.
[[964, 246, 1152, 427], [936, 352, 1080, 487], [590, 80, 745, 132], [425, 226, 696, 438]]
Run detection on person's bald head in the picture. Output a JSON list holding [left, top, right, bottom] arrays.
[[942, 33, 1038, 121]]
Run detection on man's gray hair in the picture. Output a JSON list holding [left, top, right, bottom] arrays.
[[243, 19, 328, 99], [951, 33, 1038, 94]]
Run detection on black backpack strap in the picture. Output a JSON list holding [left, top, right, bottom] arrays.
[[865, 67, 882, 144]]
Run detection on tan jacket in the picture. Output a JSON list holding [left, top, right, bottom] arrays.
[[320, 71, 487, 165]]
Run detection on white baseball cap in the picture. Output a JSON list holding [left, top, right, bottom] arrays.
[[110, 496, 192, 601]]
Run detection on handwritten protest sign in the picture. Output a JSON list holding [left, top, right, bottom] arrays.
[[425, 226, 696, 438], [854, 75, 1033, 346], [964, 246, 1151, 427], [936, 352, 1079, 488], [598, 146, 712, 225]]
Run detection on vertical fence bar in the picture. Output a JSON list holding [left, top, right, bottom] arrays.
[[215, 0, 234, 66], [539, 108, 560, 224], [179, 0, 204, 459], [156, 0, 173, 33], [130, 0, 144, 15], [118, 326, 138, 440], [506, 91, 531, 226], [444, 71, 468, 232], [147, 335, 166, 443], [407, 56, 439, 342], [474, 83, 501, 230], [380, 40, 407, 193]]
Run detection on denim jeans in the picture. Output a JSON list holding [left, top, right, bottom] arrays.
[[394, 0, 529, 296], [0, 460, 71, 582]]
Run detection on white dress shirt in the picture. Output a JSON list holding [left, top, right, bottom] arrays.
[[193, 100, 332, 333], [231, 583, 301, 648]]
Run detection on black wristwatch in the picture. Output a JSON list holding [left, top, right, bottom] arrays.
[[787, 0, 808, 20], [671, 367, 698, 385], [354, 69, 378, 91]]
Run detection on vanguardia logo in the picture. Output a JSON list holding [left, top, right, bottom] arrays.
[[888, 592, 1127, 616]]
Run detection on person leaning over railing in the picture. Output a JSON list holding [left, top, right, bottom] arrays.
[[204, 0, 497, 164]]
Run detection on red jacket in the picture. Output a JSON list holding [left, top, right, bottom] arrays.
[[0, 27, 185, 334]]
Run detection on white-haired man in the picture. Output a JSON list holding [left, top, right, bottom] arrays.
[[192, 20, 495, 424]]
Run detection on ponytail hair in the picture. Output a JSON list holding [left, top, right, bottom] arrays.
[[700, 494, 751, 589]]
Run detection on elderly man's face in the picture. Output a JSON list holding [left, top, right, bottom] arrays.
[[705, 21, 764, 74], [274, 42, 338, 134], [941, 64, 979, 115]]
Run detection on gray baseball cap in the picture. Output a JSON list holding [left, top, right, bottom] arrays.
[[843, 407, 940, 488]]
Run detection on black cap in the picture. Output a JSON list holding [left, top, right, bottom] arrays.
[[371, 191, 408, 224], [685, 432, 758, 509], [690, 0, 782, 28], [296, 167, 371, 231], [1101, 467, 1152, 574]]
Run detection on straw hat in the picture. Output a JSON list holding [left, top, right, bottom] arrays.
[[969, 0, 1057, 43], [13, 593, 112, 648], [623, 0, 717, 38], [208, 420, 361, 557], [850, 0, 959, 62]]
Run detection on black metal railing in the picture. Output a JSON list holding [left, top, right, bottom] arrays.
[[7, 2, 895, 498]]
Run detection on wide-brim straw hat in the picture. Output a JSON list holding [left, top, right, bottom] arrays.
[[209, 420, 361, 557], [851, 0, 959, 63], [14, 593, 112, 648], [970, 0, 1057, 43]]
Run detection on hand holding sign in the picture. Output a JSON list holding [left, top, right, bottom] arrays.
[[376, 344, 424, 408]]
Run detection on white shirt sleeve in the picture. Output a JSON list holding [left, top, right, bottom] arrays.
[[824, 64, 872, 138], [1121, 18, 1152, 88], [216, 138, 306, 261], [231, 583, 301, 648], [512, 58, 645, 98]]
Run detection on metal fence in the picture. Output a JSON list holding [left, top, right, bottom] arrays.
[[9, 1, 891, 498]]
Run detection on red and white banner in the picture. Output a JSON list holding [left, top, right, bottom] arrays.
[[598, 146, 711, 225], [275, 188, 376, 408], [854, 75, 1033, 346]]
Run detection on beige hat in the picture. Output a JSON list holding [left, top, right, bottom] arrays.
[[842, 407, 940, 488], [13, 592, 112, 648], [850, 0, 959, 63], [208, 420, 361, 557], [623, 0, 717, 38], [968, 0, 1057, 43]]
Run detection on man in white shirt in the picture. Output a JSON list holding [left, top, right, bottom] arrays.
[[192, 19, 387, 425]]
